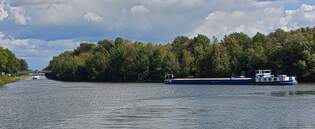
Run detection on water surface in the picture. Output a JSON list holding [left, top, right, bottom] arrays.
[[0, 79, 315, 129]]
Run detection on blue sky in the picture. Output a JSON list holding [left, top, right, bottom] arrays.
[[0, 0, 315, 70]]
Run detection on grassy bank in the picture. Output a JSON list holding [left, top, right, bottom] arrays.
[[0, 76, 26, 86]]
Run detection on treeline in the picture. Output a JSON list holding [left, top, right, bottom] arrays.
[[0, 47, 28, 74], [46, 26, 315, 82]]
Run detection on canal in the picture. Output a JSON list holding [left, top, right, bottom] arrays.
[[0, 78, 315, 128]]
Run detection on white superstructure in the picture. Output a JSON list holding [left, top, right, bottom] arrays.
[[254, 70, 296, 83]]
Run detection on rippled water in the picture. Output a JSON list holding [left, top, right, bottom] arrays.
[[0, 79, 315, 129]]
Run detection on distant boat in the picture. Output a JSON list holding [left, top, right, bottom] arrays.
[[165, 70, 298, 85], [32, 75, 41, 80]]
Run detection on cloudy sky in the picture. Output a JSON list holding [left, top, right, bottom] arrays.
[[0, 0, 315, 69]]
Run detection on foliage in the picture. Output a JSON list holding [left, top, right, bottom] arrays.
[[47, 26, 315, 82], [0, 76, 22, 86], [0, 47, 28, 74]]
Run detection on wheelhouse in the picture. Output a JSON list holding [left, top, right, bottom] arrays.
[[254, 70, 297, 84], [255, 70, 272, 77]]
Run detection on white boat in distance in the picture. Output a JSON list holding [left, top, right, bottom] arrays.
[[32, 75, 41, 80], [31, 72, 45, 80]]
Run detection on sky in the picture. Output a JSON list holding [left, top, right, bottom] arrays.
[[0, 0, 315, 70]]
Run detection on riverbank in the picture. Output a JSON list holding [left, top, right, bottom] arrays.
[[0, 76, 27, 86]]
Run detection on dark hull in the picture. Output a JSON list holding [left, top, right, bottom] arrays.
[[249, 81, 297, 85], [165, 79, 297, 85]]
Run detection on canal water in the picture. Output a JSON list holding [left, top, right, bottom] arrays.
[[0, 79, 315, 129]]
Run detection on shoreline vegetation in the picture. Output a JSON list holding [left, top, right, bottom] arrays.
[[46, 26, 315, 82], [0, 46, 29, 86], [0, 75, 27, 86]]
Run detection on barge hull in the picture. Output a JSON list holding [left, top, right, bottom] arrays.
[[166, 78, 252, 85], [166, 79, 297, 85], [165, 70, 298, 85]]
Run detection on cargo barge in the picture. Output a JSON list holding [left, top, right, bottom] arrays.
[[164, 70, 298, 85]]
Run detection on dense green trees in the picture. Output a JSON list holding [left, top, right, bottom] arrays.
[[47, 26, 315, 82], [46, 39, 180, 82], [0, 47, 28, 74]]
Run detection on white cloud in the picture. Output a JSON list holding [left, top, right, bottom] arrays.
[[5, 0, 211, 33], [2, 0, 315, 69], [0, 33, 79, 57], [0, 0, 31, 25], [9, 6, 31, 25], [139, 0, 205, 8], [5, 0, 315, 38], [0, 0, 8, 21], [193, 7, 283, 38], [8, 0, 65, 6], [130, 5, 150, 15], [37, 3, 75, 25], [83, 11, 104, 22], [192, 2, 315, 38], [280, 4, 315, 31], [0, 32, 81, 69]]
